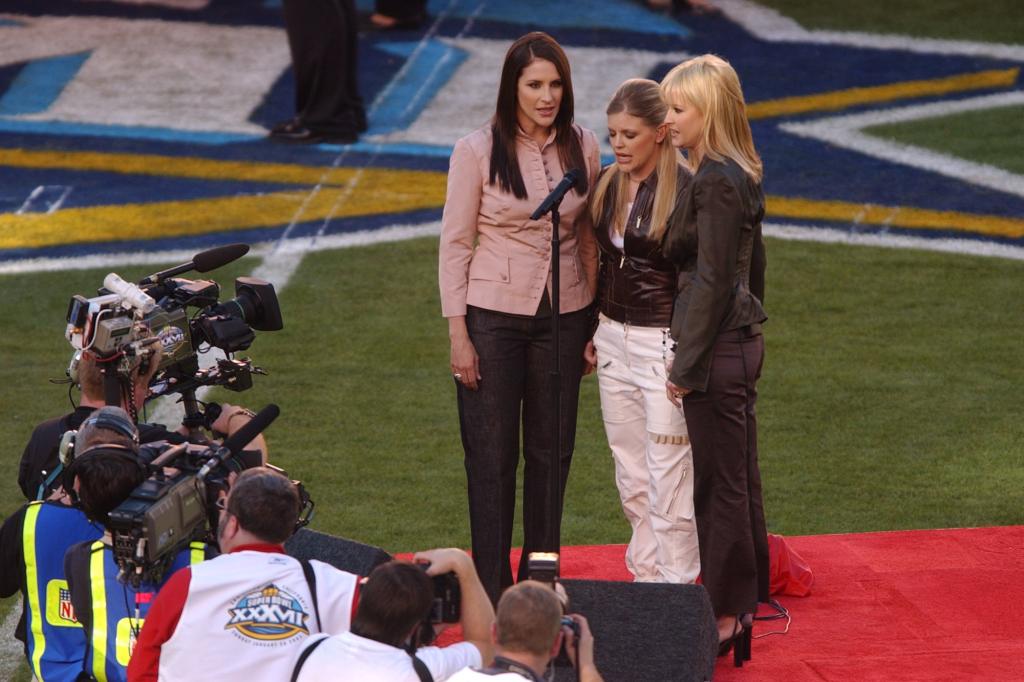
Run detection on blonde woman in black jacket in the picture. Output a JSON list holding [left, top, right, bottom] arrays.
[[660, 54, 768, 666]]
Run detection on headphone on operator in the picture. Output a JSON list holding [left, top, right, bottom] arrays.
[[61, 407, 146, 503]]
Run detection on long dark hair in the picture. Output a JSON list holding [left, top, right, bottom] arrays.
[[489, 32, 588, 200]]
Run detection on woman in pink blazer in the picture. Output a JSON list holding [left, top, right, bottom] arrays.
[[438, 32, 600, 604]]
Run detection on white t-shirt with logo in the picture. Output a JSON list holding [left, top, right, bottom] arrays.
[[156, 549, 359, 681], [294, 630, 482, 682]]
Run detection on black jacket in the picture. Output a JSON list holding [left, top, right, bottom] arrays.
[[593, 166, 691, 328], [662, 156, 767, 390]]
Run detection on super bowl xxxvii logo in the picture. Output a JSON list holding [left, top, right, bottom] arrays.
[[225, 584, 310, 643]]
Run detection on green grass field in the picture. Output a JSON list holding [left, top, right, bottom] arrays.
[[755, 0, 1024, 44], [2, 1, 1023, 679], [865, 105, 1024, 175], [5, 236, 1024, 550]]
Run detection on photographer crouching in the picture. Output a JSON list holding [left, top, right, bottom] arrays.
[[291, 548, 495, 682], [448, 581, 603, 682]]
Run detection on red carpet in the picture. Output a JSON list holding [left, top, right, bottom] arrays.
[[552, 526, 1024, 681], [412, 526, 1024, 680]]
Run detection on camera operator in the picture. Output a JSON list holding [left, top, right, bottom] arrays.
[[291, 548, 494, 682], [0, 406, 137, 681], [448, 581, 603, 682], [19, 344, 267, 502], [62, 409, 216, 682], [127, 467, 361, 682]]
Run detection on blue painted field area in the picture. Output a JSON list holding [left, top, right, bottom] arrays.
[[0, 0, 1021, 263]]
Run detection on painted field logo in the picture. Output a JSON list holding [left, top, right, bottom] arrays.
[[225, 584, 310, 642]]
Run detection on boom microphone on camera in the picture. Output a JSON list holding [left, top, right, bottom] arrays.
[[530, 169, 581, 220], [197, 403, 279, 479], [139, 243, 250, 286]]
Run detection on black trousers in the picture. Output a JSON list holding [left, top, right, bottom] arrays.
[[682, 329, 770, 616], [457, 304, 590, 605], [282, 0, 365, 135]]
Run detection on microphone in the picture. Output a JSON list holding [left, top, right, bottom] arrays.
[[139, 243, 250, 286], [530, 169, 582, 221], [104, 273, 157, 313], [193, 243, 250, 273], [198, 403, 279, 480]]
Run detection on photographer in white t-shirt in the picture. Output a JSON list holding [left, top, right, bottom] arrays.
[[292, 548, 494, 682]]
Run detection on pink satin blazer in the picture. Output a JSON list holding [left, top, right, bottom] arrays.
[[439, 124, 601, 318]]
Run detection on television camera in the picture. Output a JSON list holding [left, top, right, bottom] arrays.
[[64, 243, 282, 434], [103, 404, 313, 587]]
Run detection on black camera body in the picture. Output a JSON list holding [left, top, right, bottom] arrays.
[[415, 562, 461, 624], [107, 440, 263, 587], [428, 571, 462, 624]]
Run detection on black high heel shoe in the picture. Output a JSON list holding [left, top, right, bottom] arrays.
[[717, 616, 741, 657], [733, 613, 753, 667], [717, 614, 754, 666]]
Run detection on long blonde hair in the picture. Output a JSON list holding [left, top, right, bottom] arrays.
[[589, 79, 682, 241], [660, 54, 763, 183]]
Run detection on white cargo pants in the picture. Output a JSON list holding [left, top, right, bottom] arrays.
[[593, 314, 700, 583]]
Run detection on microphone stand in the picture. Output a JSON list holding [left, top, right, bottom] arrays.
[[548, 202, 563, 556]]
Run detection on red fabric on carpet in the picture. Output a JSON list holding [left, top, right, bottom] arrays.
[[399, 527, 1024, 679]]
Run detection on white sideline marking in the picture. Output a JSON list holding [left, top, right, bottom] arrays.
[[780, 91, 1024, 199], [712, 0, 1024, 61], [0, 600, 23, 680], [763, 222, 1024, 261]]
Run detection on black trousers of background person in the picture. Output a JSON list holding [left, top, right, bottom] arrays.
[[457, 304, 590, 605], [282, 0, 365, 136], [682, 328, 770, 617]]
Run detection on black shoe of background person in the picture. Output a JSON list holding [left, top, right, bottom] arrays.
[[268, 120, 358, 145]]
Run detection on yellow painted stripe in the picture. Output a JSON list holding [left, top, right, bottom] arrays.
[[23, 503, 45, 681], [0, 148, 363, 186], [748, 68, 1019, 119], [0, 169, 446, 249], [766, 195, 1024, 239]]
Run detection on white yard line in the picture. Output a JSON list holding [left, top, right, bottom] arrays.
[[780, 91, 1024, 199], [763, 222, 1024, 260]]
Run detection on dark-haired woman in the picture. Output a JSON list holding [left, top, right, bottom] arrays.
[[439, 32, 601, 604]]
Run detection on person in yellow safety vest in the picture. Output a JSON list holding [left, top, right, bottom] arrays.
[[0, 406, 140, 681], [60, 432, 215, 682], [0, 500, 103, 681]]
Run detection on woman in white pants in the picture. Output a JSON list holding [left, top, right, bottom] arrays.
[[584, 79, 699, 583]]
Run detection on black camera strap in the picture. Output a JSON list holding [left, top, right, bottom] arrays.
[[299, 558, 322, 633], [410, 652, 434, 682], [289, 634, 328, 682], [478, 656, 546, 681]]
